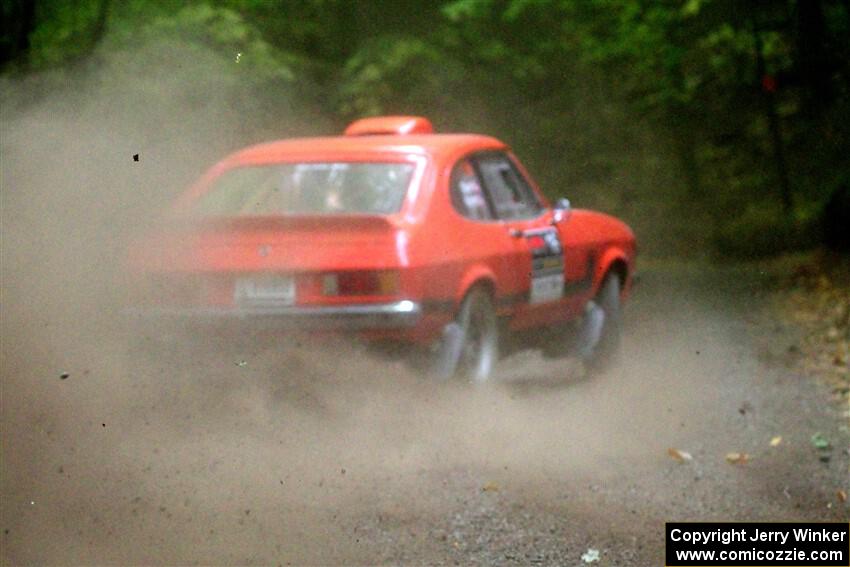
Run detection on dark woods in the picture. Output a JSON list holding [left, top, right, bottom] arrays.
[[2, 0, 848, 256]]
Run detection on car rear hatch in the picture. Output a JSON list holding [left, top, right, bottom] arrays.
[[128, 215, 408, 311]]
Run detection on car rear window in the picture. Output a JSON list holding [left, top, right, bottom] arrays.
[[192, 162, 415, 216]]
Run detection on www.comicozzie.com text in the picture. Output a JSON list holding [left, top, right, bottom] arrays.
[[669, 526, 847, 546]]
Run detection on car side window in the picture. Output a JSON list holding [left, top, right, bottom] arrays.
[[450, 158, 494, 221], [474, 153, 542, 220]]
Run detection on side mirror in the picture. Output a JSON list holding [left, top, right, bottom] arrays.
[[552, 197, 572, 224]]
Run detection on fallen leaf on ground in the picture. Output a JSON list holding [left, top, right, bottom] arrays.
[[770, 436, 782, 447], [725, 452, 750, 464], [481, 481, 499, 492], [667, 448, 693, 462], [811, 433, 832, 451], [581, 548, 600, 563], [838, 490, 847, 503]]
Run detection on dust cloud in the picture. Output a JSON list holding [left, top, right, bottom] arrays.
[[0, 43, 790, 565]]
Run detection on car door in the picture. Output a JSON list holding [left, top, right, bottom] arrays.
[[443, 156, 528, 315], [471, 152, 570, 329]]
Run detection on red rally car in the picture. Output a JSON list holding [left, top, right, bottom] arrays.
[[127, 116, 636, 382]]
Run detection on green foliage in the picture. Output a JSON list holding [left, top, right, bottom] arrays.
[[442, 0, 494, 22], [3, 0, 849, 257], [125, 4, 297, 84], [338, 36, 463, 117], [26, 0, 107, 67], [713, 203, 822, 258]]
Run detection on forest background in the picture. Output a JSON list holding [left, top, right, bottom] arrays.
[[2, 0, 848, 258]]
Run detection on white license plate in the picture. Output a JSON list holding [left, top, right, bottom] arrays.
[[530, 273, 565, 304], [235, 276, 295, 305]]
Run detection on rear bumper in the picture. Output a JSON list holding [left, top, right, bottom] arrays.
[[124, 300, 423, 331]]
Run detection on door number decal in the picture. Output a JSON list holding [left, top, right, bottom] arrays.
[[527, 228, 565, 304]]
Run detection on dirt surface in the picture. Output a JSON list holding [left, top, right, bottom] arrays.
[[1, 262, 847, 565]]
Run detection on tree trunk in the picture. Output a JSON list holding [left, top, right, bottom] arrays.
[[0, 0, 37, 68], [751, 11, 793, 217], [795, 0, 831, 114], [89, 0, 110, 49]]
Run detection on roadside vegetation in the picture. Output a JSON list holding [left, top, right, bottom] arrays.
[[760, 252, 850, 420]]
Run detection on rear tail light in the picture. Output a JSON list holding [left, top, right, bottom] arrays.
[[322, 271, 399, 296]]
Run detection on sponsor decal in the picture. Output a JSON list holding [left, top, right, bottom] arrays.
[[528, 228, 565, 304]]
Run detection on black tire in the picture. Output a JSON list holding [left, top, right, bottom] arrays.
[[582, 274, 622, 371], [433, 287, 499, 383]]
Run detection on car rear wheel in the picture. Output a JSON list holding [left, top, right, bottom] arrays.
[[579, 274, 622, 371], [433, 287, 499, 383]]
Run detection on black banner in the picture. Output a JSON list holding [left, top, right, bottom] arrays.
[[666, 522, 849, 566]]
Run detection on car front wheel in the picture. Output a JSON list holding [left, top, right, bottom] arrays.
[[578, 274, 622, 371], [433, 287, 499, 383]]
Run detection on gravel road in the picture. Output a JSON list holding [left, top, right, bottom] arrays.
[[2, 263, 847, 565]]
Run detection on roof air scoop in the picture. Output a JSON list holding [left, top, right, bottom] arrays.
[[344, 116, 434, 136]]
